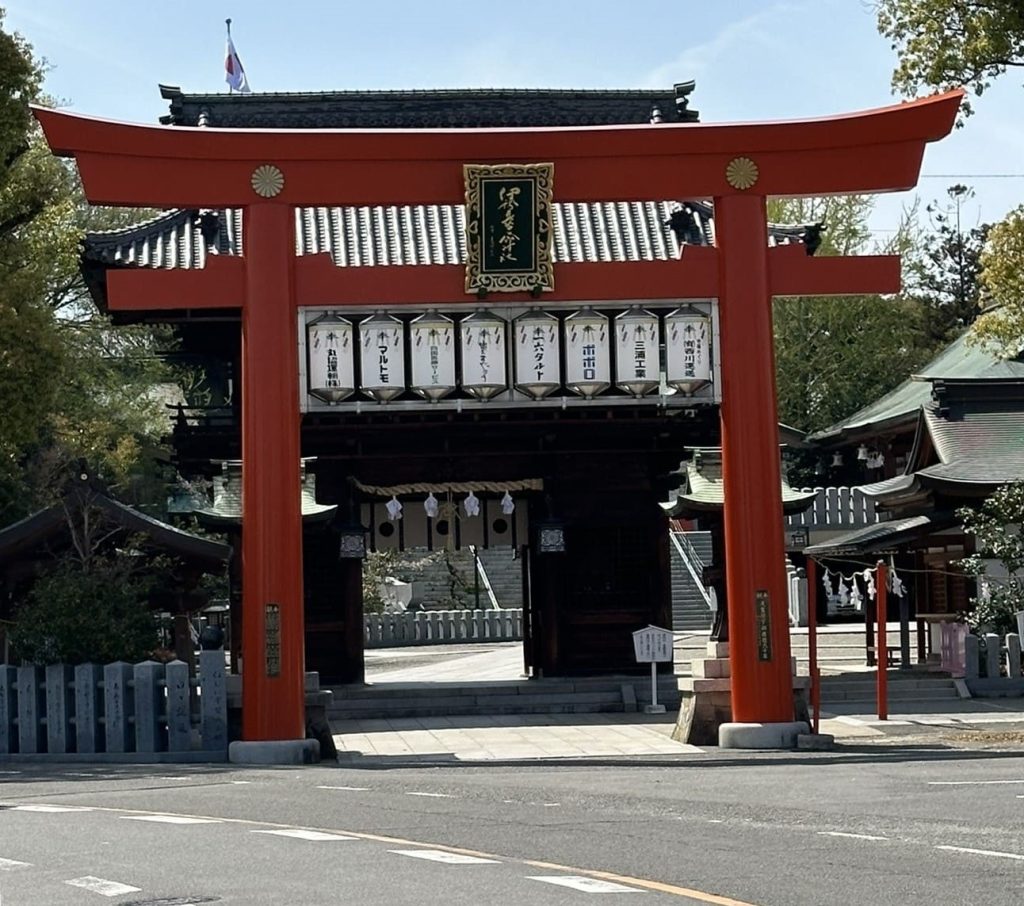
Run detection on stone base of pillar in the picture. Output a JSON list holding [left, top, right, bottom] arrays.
[[671, 642, 810, 746], [229, 739, 320, 765], [719, 721, 810, 749]]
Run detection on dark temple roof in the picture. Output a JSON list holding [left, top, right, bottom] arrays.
[[83, 200, 809, 274], [158, 82, 700, 129]]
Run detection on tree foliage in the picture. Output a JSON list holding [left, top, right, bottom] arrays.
[[770, 195, 939, 435], [974, 203, 1024, 355], [958, 481, 1024, 636], [877, 0, 1024, 117]]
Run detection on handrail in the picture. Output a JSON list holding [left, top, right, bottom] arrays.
[[669, 531, 714, 611], [470, 546, 501, 611]]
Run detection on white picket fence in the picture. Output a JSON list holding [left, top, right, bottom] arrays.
[[364, 608, 523, 648], [0, 650, 227, 759]]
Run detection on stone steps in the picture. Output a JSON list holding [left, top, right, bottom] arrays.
[[326, 676, 682, 720]]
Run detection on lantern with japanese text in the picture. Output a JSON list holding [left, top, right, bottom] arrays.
[[563, 308, 610, 399], [307, 311, 355, 403], [614, 307, 660, 398], [665, 307, 712, 394], [359, 312, 406, 401], [459, 310, 507, 400], [513, 311, 561, 399], [410, 311, 455, 401]]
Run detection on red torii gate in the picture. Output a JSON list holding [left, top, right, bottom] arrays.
[[35, 90, 960, 752]]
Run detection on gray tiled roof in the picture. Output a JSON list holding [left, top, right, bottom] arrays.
[[158, 83, 701, 129], [84, 201, 806, 272], [803, 514, 951, 556]]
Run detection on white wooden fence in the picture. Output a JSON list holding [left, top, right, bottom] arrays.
[[0, 650, 227, 759], [364, 609, 523, 648], [785, 487, 885, 529]]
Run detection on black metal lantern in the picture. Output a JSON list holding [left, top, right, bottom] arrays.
[[339, 523, 368, 559], [537, 520, 566, 554]]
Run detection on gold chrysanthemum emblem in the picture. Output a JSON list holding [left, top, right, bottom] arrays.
[[725, 157, 759, 191], [251, 164, 285, 198]]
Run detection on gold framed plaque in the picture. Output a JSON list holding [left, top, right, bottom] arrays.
[[464, 163, 554, 294]]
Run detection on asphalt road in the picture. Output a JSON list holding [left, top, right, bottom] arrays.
[[2, 747, 1024, 905]]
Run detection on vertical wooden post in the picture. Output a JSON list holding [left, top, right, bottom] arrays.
[[806, 558, 820, 734], [241, 202, 306, 741], [876, 560, 889, 721], [715, 192, 793, 725]]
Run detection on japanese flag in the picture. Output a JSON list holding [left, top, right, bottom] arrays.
[[225, 34, 252, 94]]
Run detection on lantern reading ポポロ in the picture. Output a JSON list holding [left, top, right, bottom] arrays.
[[359, 313, 406, 401], [514, 311, 561, 399], [665, 307, 712, 394], [459, 310, 508, 401], [307, 312, 355, 403], [409, 311, 456, 401], [614, 307, 660, 398], [563, 308, 610, 399]]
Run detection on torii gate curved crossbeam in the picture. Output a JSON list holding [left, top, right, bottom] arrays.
[[34, 91, 961, 747]]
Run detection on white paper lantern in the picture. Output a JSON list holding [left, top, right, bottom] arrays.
[[563, 308, 610, 399], [665, 307, 712, 394], [459, 310, 507, 401], [307, 312, 355, 404], [359, 313, 406, 402], [614, 307, 660, 398], [410, 311, 456, 401], [514, 311, 561, 400]]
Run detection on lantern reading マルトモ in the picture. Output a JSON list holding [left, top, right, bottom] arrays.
[[514, 311, 561, 400], [307, 312, 355, 404], [409, 311, 455, 401], [459, 310, 507, 400], [563, 308, 610, 399], [359, 313, 406, 401], [614, 307, 660, 398], [665, 306, 712, 394]]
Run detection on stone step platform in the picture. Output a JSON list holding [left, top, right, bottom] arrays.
[[326, 676, 682, 721]]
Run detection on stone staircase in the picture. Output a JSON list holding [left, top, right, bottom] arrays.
[[670, 531, 714, 633], [387, 547, 523, 609], [819, 670, 959, 706], [326, 675, 683, 721]]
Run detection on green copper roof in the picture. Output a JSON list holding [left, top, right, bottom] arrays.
[[810, 331, 1024, 443]]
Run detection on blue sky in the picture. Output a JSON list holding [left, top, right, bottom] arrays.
[[7, 0, 1024, 239]]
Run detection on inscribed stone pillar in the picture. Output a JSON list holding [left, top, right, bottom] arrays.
[[985, 633, 1002, 680], [199, 649, 227, 754], [103, 662, 134, 753], [165, 660, 192, 752], [74, 664, 103, 754], [133, 661, 165, 753], [1006, 634, 1022, 679], [17, 665, 44, 754], [964, 634, 979, 680], [0, 665, 16, 754], [45, 664, 73, 754]]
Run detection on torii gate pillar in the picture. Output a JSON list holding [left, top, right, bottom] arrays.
[[33, 89, 960, 753]]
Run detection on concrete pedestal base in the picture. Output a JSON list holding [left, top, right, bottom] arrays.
[[229, 739, 320, 765], [672, 642, 811, 746], [719, 721, 809, 749]]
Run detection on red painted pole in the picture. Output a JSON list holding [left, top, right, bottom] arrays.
[[716, 192, 794, 725], [876, 560, 888, 721], [807, 558, 820, 734], [241, 202, 307, 741]]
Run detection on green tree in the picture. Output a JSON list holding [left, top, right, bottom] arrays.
[[876, 0, 1024, 117], [957, 482, 1024, 636], [974, 204, 1024, 355], [771, 195, 938, 435]]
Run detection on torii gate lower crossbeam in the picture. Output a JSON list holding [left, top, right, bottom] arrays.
[[34, 90, 961, 752]]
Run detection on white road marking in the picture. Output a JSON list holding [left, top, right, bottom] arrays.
[[928, 780, 1024, 786], [528, 875, 643, 893], [252, 829, 355, 841], [405, 791, 455, 798], [542, 802, 561, 807], [65, 876, 142, 897], [121, 815, 221, 825], [707, 819, 724, 824], [157, 776, 191, 781], [936, 845, 1024, 861], [819, 832, 889, 842], [0, 771, 22, 775], [12, 804, 92, 813], [0, 858, 31, 870], [389, 849, 499, 864], [230, 781, 252, 784], [318, 785, 370, 792]]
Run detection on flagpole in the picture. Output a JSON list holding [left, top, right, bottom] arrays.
[[226, 18, 233, 95]]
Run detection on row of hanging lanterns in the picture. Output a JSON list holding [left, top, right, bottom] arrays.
[[306, 306, 713, 404]]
